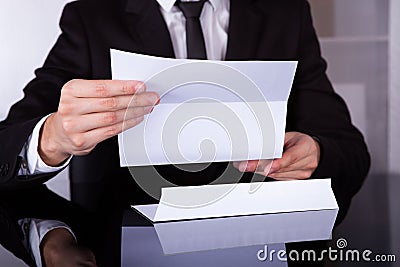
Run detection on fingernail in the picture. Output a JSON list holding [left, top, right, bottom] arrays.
[[135, 82, 145, 93], [151, 97, 160, 105], [239, 162, 247, 172], [144, 106, 153, 113]]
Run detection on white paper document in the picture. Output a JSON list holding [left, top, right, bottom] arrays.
[[133, 179, 338, 222], [132, 179, 338, 254], [111, 50, 297, 166]]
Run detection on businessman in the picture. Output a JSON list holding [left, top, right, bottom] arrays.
[[0, 0, 370, 266]]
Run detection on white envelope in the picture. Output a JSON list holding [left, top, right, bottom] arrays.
[[132, 179, 338, 254], [111, 50, 297, 166]]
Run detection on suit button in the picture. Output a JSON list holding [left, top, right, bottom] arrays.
[[0, 163, 9, 176], [21, 159, 28, 169]]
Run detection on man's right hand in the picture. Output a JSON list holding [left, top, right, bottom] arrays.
[[38, 79, 159, 166]]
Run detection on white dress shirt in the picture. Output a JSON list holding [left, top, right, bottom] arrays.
[[18, 114, 71, 176], [160, 0, 230, 60], [18, 0, 230, 265]]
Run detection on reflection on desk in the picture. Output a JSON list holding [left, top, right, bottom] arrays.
[[153, 210, 336, 255], [121, 208, 336, 267], [122, 225, 286, 267]]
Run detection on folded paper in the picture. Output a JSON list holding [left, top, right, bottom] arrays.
[[111, 50, 297, 166], [131, 179, 338, 255]]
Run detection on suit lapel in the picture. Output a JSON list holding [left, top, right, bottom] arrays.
[[123, 0, 175, 58], [122, 0, 264, 60], [226, 0, 265, 60]]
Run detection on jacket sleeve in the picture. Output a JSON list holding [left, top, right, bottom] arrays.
[[0, 2, 91, 189], [286, 1, 371, 221], [0, 202, 37, 267]]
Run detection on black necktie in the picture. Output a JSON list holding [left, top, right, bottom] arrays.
[[177, 0, 207, 59]]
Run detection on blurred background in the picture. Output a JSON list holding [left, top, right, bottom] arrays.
[[0, 0, 398, 266]]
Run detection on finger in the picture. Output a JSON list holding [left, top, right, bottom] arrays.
[[65, 106, 154, 132], [269, 155, 315, 174], [232, 161, 240, 169], [75, 247, 97, 266], [267, 176, 297, 181], [72, 92, 159, 114], [233, 160, 273, 174], [268, 169, 314, 180], [232, 161, 247, 172], [250, 160, 274, 176], [254, 159, 273, 173], [74, 116, 145, 152], [234, 160, 259, 172], [269, 145, 305, 173], [64, 79, 146, 98]]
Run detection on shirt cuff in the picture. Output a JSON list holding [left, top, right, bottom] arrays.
[[19, 218, 76, 267], [24, 114, 72, 175]]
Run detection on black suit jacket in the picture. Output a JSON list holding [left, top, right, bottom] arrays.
[[0, 0, 370, 265]]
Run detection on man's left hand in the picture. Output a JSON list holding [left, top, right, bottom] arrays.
[[233, 132, 320, 180]]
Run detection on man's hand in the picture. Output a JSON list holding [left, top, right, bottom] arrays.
[[41, 228, 97, 267], [39, 79, 159, 166], [233, 132, 320, 180]]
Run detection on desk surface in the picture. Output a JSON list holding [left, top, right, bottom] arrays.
[[121, 211, 288, 267]]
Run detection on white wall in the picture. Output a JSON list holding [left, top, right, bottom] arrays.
[[389, 0, 400, 259], [317, 0, 389, 173], [0, 1, 70, 265], [0, 0, 70, 119], [0, 0, 71, 200], [389, 0, 400, 174], [334, 0, 388, 37]]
